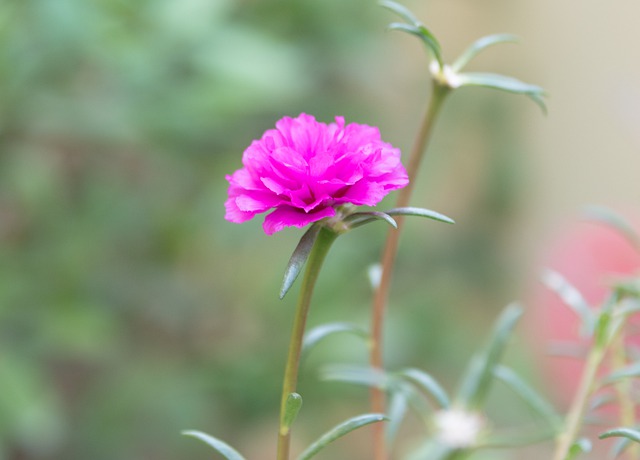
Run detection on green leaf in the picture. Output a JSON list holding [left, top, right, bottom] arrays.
[[343, 211, 397, 229], [541, 269, 595, 337], [182, 430, 246, 460], [601, 361, 640, 386], [583, 205, 640, 253], [280, 224, 321, 299], [493, 365, 562, 431], [594, 310, 612, 348], [297, 414, 387, 460], [302, 322, 369, 361], [396, 368, 450, 408], [456, 72, 547, 113], [452, 34, 519, 72], [600, 427, 640, 443], [380, 1, 442, 65], [385, 390, 408, 447], [566, 438, 592, 460], [379, 0, 420, 25], [281, 393, 303, 433], [320, 364, 389, 389], [385, 207, 455, 224], [456, 303, 523, 409]]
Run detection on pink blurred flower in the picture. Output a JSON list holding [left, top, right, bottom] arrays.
[[225, 113, 409, 235]]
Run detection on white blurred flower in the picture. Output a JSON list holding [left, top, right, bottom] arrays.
[[433, 408, 484, 448]]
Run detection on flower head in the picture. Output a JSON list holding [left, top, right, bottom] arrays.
[[433, 409, 484, 449], [225, 113, 409, 234]]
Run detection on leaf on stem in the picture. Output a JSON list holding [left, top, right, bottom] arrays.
[[541, 269, 595, 337], [455, 72, 547, 113], [566, 438, 592, 460], [600, 427, 640, 443], [301, 322, 369, 361], [583, 205, 640, 254], [380, 0, 443, 66], [296, 414, 387, 460], [320, 364, 389, 389], [343, 211, 398, 229], [452, 34, 519, 72], [386, 390, 408, 447], [456, 303, 523, 409], [280, 223, 322, 299], [601, 361, 640, 386], [282, 393, 303, 433], [396, 368, 450, 409], [182, 430, 246, 460], [385, 207, 455, 224], [493, 365, 562, 431]]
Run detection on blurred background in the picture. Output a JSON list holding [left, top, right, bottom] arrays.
[[1, 0, 639, 459]]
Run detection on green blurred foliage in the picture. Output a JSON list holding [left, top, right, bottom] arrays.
[[0, 0, 530, 459]]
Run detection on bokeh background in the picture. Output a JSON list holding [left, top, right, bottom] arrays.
[[1, 0, 639, 459]]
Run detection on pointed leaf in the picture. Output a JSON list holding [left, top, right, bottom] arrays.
[[281, 393, 303, 433], [583, 205, 640, 253], [566, 438, 592, 460], [385, 207, 455, 224], [493, 365, 562, 431], [397, 368, 450, 408], [600, 427, 640, 444], [385, 390, 408, 446], [344, 211, 397, 229], [452, 34, 519, 72], [280, 224, 321, 299], [457, 303, 523, 409], [541, 269, 595, 336], [297, 414, 387, 460], [320, 364, 389, 389], [182, 430, 246, 460], [601, 361, 640, 386], [456, 72, 547, 113], [379, 0, 420, 25], [610, 435, 633, 459], [387, 23, 442, 64], [302, 322, 369, 361]]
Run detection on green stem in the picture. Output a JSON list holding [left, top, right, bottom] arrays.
[[277, 227, 338, 460], [369, 82, 450, 460], [552, 344, 606, 460], [612, 329, 638, 459]]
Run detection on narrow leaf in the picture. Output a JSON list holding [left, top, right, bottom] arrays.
[[297, 414, 387, 460], [379, 0, 420, 25], [182, 430, 246, 460], [281, 393, 303, 432], [344, 211, 397, 229], [610, 435, 633, 459], [456, 72, 547, 113], [566, 438, 592, 460], [583, 205, 640, 253], [302, 322, 369, 361], [385, 207, 455, 224], [397, 368, 450, 408], [320, 364, 389, 389], [601, 361, 640, 386], [541, 269, 595, 337], [280, 224, 321, 299], [387, 23, 441, 63], [457, 303, 523, 409], [493, 365, 562, 431], [452, 34, 519, 72], [600, 427, 640, 443], [385, 390, 408, 447]]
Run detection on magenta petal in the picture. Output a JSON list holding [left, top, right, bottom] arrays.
[[263, 206, 335, 235]]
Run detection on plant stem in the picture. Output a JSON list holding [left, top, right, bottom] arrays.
[[277, 227, 338, 460], [552, 343, 606, 460], [369, 83, 449, 460], [612, 330, 638, 459]]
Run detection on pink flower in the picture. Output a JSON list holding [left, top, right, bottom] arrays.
[[225, 113, 409, 235]]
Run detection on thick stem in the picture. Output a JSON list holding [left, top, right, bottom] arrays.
[[552, 344, 606, 460], [370, 83, 450, 460], [277, 227, 338, 460]]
